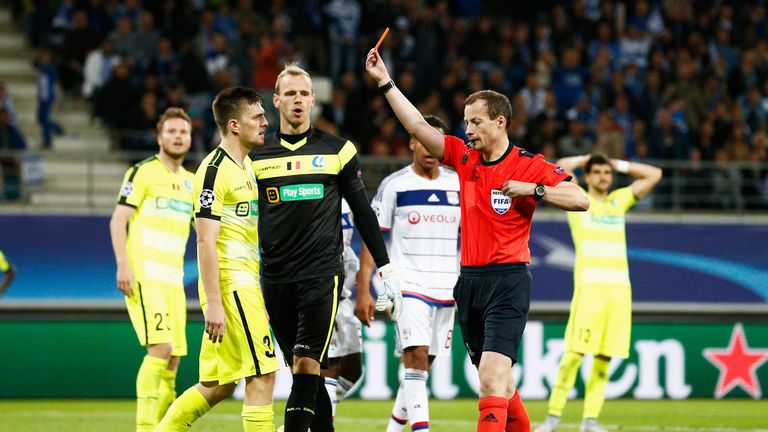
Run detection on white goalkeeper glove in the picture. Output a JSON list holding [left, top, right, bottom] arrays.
[[375, 263, 402, 321]]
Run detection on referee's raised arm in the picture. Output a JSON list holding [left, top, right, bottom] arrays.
[[365, 48, 446, 161]]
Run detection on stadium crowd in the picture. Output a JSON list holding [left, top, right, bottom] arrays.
[[6, 0, 768, 208]]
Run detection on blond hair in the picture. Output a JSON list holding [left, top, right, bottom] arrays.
[[156, 107, 191, 133], [274, 63, 313, 94]]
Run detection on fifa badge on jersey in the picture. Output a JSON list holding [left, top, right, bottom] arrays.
[[120, 182, 134, 197], [447, 191, 459, 206], [184, 179, 193, 190], [490, 189, 511, 215], [199, 189, 215, 208]]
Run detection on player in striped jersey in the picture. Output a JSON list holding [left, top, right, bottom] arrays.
[[155, 87, 279, 432], [109, 108, 194, 432], [357, 116, 460, 432], [321, 198, 364, 420], [536, 154, 662, 432]]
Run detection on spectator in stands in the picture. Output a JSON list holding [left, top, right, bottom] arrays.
[[113, 0, 142, 25], [594, 111, 624, 159], [149, 38, 179, 87], [0, 108, 25, 201], [133, 11, 161, 71], [204, 32, 235, 80], [739, 86, 768, 133], [559, 119, 594, 157], [649, 109, 690, 160], [324, 0, 361, 85], [0, 82, 17, 127], [587, 21, 618, 66], [34, 49, 64, 149], [320, 88, 350, 136], [120, 91, 158, 152], [82, 39, 120, 100], [520, 70, 546, 118], [109, 16, 137, 60], [98, 62, 139, 131], [552, 46, 588, 111], [60, 10, 98, 95], [0, 108, 25, 150], [566, 93, 599, 138]]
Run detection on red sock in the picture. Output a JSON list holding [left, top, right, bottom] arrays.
[[478, 396, 508, 432], [505, 391, 530, 432]]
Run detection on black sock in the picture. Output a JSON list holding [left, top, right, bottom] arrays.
[[310, 375, 334, 431], [284, 373, 319, 432]]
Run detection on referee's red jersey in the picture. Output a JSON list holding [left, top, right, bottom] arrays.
[[442, 135, 571, 266]]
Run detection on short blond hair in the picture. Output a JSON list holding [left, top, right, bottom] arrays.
[[156, 107, 191, 133], [274, 63, 313, 94]]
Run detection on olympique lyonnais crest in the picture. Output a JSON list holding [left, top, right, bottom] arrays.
[[447, 191, 459, 206], [491, 190, 511, 215]]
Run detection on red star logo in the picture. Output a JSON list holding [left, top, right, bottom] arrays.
[[703, 323, 768, 399]]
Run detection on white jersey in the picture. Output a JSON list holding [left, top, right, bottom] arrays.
[[340, 198, 359, 298], [371, 165, 460, 304]]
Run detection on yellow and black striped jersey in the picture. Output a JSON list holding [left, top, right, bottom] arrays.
[[251, 127, 365, 282], [193, 147, 260, 301], [117, 156, 194, 289], [567, 186, 637, 290]]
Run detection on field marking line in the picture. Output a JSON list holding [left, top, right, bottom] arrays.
[[3, 409, 766, 432]]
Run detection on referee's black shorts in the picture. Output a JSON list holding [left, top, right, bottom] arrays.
[[453, 263, 531, 366], [262, 271, 344, 369]]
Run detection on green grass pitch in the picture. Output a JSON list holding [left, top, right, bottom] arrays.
[[0, 399, 765, 431]]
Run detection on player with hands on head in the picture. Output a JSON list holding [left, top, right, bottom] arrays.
[[366, 48, 589, 432], [535, 154, 662, 432]]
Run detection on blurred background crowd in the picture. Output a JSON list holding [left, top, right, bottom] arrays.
[[2, 0, 768, 209]]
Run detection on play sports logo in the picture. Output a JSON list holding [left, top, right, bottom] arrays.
[[266, 184, 324, 203]]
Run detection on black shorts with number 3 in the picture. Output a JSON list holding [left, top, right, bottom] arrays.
[[263, 271, 344, 368], [453, 263, 531, 366]]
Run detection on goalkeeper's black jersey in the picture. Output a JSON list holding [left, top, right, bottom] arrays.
[[251, 127, 364, 282]]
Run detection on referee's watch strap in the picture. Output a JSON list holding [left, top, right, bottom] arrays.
[[378, 80, 396, 94]]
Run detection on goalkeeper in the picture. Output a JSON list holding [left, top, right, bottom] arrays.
[[251, 64, 400, 432], [536, 154, 662, 432]]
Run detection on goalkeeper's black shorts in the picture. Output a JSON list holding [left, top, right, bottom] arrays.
[[453, 263, 531, 366], [262, 270, 345, 369]]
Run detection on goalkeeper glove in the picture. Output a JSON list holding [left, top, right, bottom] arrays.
[[375, 263, 402, 321]]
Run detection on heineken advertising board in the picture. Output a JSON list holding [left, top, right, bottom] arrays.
[[2, 320, 765, 399]]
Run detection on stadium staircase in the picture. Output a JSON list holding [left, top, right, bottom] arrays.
[[0, 6, 124, 211]]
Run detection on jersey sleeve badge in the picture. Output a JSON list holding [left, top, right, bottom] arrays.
[[120, 182, 134, 197], [199, 189, 216, 208]]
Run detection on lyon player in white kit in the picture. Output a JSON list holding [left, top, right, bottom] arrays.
[[357, 115, 460, 432]]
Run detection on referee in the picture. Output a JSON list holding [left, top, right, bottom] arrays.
[[366, 50, 589, 432], [251, 64, 401, 432]]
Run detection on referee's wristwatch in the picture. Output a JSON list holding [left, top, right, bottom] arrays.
[[533, 183, 546, 201], [378, 80, 396, 94]]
